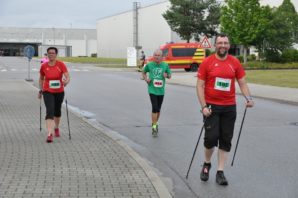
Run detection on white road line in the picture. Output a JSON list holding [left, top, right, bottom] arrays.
[[1, 69, 7, 72]]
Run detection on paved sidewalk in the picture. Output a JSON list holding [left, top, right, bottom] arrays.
[[168, 72, 298, 105], [0, 80, 171, 198]]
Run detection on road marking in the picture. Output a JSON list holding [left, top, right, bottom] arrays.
[[1, 69, 7, 72]]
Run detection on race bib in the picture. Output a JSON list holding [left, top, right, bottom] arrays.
[[214, 77, 231, 91], [153, 79, 163, 88], [49, 80, 61, 89]]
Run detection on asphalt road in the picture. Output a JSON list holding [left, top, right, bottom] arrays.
[[1, 56, 298, 198]]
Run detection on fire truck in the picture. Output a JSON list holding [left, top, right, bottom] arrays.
[[145, 43, 205, 72]]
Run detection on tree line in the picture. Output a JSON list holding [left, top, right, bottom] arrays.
[[162, 0, 298, 63]]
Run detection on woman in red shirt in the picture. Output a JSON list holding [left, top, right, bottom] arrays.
[[38, 47, 70, 143]]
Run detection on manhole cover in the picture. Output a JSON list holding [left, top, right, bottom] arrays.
[[289, 122, 298, 126]]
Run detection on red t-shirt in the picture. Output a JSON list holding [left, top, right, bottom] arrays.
[[197, 54, 245, 105], [40, 60, 68, 93]]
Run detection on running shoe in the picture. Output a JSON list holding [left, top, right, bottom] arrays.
[[152, 124, 158, 137], [216, 171, 229, 186], [54, 128, 60, 137], [46, 134, 53, 143], [200, 162, 211, 181]]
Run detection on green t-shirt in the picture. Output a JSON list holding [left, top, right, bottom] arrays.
[[143, 61, 172, 95]]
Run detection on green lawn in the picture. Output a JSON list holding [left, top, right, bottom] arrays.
[[245, 70, 298, 88], [57, 57, 127, 66]]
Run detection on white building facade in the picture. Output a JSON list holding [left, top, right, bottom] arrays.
[[0, 27, 97, 57], [96, 1, 184, 58]]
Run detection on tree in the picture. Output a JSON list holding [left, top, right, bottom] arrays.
[[221, 0, 269, 63], [267, 0, 297, 51], [163, 0, 221, 42], [260, 0, 298, 62], [277, 0, 298, 41]]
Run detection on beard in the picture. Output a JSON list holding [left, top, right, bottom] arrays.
[[216, 48, 228, 58]]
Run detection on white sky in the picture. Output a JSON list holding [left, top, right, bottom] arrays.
[[0, 0, 164, 29], [0, 0, 297, 29]]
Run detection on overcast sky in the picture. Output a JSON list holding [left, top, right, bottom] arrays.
[[0, 0, 165, 29], [1, 0, 297, 29]]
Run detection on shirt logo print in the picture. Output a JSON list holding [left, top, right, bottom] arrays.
[[153, 68, 162, 78]]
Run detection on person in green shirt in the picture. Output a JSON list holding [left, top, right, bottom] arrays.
[[142, 49, 171, 137]]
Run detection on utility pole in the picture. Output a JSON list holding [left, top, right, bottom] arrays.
[[133, 2, 141, 65]]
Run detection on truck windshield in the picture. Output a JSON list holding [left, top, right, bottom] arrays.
[[162, 49, 169, 57], [172, 48, 197, 57]]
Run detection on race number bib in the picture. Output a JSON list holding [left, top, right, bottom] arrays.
[[49, 80, 61, 89], [214, 77, 231, 91], [153, 79, 163, 88]]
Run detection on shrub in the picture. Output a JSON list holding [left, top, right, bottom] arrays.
[[264, 49, 281, 62], [236, 55, 244, 63], [205, 49, 215, 57], [281, 49, 298, 62], [247, 54, 256, 61]]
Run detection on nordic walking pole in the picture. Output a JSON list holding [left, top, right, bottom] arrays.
[[231, 106, 248, 166], [186, 105, 211, 179], [65, 95, 71, 140], [39, 90, 42, 132], [186, 123, 205, 179], [39, 95, 42, 132]]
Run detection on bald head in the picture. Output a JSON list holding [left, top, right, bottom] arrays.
[[153, 49, 163, 64]]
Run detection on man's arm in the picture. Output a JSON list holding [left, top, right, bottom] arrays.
[[196, 79, 211, 116], [237, 77, 254, 107], [142, 69, 150, 84]]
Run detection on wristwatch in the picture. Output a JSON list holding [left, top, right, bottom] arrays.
[[245, 96, 253, 101], [201, 105, 209, 112]]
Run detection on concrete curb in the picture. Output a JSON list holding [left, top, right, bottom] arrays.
[[26, 80, 173, 198]]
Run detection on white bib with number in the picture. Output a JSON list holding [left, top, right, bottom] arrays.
[[214, 77, 231, 91], [49, 80, 61, 89], [153, 79, 163, 88]]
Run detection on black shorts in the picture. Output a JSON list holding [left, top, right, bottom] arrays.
[[43, 91, 65, 120], [203, 104, 237, 152], [149, 94, 164, 113]]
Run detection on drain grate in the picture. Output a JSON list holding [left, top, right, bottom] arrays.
[[289, 122, 298, 126]]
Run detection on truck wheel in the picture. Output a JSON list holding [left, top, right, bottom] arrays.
[[190, 63, 198, 72], [184, 68, 191, 72]]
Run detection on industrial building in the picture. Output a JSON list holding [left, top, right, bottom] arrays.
[[0, 27, 97, 57], [96, 1, 186, 58]]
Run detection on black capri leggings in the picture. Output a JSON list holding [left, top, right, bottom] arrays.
[[43, 91, 65, 120], [149, 94, 164, 113]]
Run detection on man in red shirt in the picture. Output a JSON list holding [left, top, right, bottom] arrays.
[[197, 33, 254, 185]]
